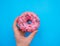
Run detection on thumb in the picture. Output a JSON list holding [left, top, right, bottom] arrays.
[[27, 30, 37, 41]]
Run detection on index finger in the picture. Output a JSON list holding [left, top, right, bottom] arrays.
[[13, 17, 25, 38]]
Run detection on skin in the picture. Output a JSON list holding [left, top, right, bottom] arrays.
[[13, 17, 37, 46]]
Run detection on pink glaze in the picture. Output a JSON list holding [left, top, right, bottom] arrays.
[[17, 12, 40, 32]]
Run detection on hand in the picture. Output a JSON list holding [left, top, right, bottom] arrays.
[[13, 17, 37, 46]]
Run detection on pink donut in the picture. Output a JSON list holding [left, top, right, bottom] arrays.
[[17, 12, 40, 32]]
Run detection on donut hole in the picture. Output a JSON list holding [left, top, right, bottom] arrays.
[[27, 20, 32, 24]]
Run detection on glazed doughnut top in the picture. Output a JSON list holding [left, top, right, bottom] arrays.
[[17, 12, 40, 32]]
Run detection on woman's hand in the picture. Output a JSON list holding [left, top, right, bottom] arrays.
[[13, 17, 37, 46]]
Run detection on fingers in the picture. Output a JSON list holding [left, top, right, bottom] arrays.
[[27, 30, 37, 41], [13, 17, 25, 38], [13, 17, 21, 38], [13, 17, 18, 31]]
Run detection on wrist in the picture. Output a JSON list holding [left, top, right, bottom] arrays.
[[17, 43, 29, 46]]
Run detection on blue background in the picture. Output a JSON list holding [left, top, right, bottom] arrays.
[[0, 0, 60, 46]]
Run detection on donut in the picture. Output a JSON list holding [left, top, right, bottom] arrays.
[[17, 12, 40, 32]]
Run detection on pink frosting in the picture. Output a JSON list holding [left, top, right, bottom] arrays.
[[17, 12, 40, 32]]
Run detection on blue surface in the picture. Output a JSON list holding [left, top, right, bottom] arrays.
[[0, 0, 60, 46]]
